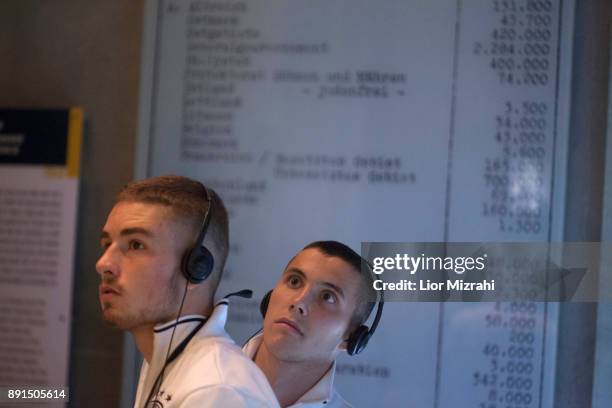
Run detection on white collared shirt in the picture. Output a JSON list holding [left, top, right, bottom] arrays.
[[133, 301, 280, 408], [242, 333, 352, 408]]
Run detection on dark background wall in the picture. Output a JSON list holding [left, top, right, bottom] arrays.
[[555, 1, 611, 407], [0, 1, 145, 406]]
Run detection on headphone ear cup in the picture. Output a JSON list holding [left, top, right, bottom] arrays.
[[260, 290, 272, 318], [346, 325, 370, 356], [182, 246, 215, 284]]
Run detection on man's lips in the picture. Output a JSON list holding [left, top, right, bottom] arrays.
[[274, 318, 303, 336], [99, 284, 120, 299]]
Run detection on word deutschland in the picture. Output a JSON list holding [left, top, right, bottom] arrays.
[[374, 279, 496, 291]]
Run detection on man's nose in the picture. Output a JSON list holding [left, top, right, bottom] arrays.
[[289, 288, 312, 316], [95, 246, 119, 278]]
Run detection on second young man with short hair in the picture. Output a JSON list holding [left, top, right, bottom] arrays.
[[244, 241, 380, 408]]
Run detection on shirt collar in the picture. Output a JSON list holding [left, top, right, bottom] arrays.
[[242, 332, 337, 406], [149, 299, 230, 371]]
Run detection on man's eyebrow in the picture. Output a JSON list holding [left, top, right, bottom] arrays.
[[322, 281, 344, 299], [99, 228, 154, 241], [283, 267, 306, 278], [120, 227, 154, 237], [284, 267, 345, 299]]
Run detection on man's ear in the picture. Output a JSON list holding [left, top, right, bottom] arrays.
[[338, 328, 355, 352], [338, 320, 359, 352]]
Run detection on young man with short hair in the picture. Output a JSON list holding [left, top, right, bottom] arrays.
[[96, 175, 279, 407], [244, 241, 380, 408]]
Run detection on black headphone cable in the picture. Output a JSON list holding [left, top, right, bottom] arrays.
[[143, 277, 191, 407]]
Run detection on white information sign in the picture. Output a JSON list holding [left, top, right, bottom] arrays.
[[136, 1, 574, 406], [0, 108, 82, 408]]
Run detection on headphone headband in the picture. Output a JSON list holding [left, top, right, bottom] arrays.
[[363, 281, 384, 336], [181, 185, 215, 284], [192, 186, 212, 253], [346, 259, 384, 355]]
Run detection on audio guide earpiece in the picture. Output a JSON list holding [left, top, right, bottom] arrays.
[[180, 185, 215, 284]]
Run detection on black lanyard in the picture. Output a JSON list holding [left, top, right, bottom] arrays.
[[144, 319, 206, 407]]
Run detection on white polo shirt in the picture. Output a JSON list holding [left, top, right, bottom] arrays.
[[133, 301, 280, 408], [242, 333, 352, 408]]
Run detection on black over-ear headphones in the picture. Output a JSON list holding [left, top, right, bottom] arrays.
[[180, 185, 215, 284], [259, 272, 384, 356]]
